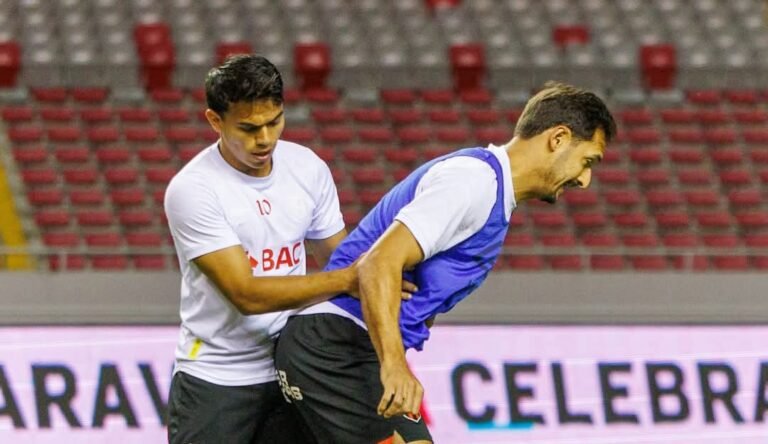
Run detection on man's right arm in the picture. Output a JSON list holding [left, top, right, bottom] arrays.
[[192, 245, 355, 315], [165, 175, 355, 315]]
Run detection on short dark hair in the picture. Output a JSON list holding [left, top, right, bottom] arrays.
[[515, 81, 617, 143], [205, 54, 284, 115]]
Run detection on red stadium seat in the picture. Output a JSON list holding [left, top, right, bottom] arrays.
[[85, 232, 122, 247], [2, 105, 33, 122], [646, 189, 683, 207], [281, 127, 316, 144], [552, 25, 590, 47], [352, 168, 386, 186], [662, 233, 698, 247], [13, 146, 48, 165], [40, 107, 76, 122], [119, 108, 153, 122], [146, 167, 177, 185], [119, 210, 154, 227], [30, 88, 67, 103], [42, 232, 80, 247], [466, 109, 501, 125], [215, 41, 253, 64], [63, 168, 99, 185], [72, 88, 109, 103], [111, 188, 146, 207], [449, 43, 486, 91], [9, 126, 43, 143], [549, 255, 583, 270], [686, 89, 722, 105], [105, 167, 139, 185], [133, 255, 167, 270], [125, 126, 160, 142], [96, 146, 132, 164], [77, 210, 113, 227], [504, 233, 535, 247], [157, 108, 191, 123], [54, 146, 90, 164], [621, 233, 658, 247], [21, 168, 57, 186], [655, 212, 690, 229], [381, 89, 417, 105], [87, 126, 121, 144], [311, 107, 347, 124], [696, 212, 732, 229], [428, 109, 461, 124], [80, 107, 114, 124], [507, 255, 545, 270], [684, 190, 719, 207], [604, 190, 641, 206], [660, 108, 696, 124], [668, 147, 704, 165], [351, 109, 386, 124], [572, 213, 607, 229], [27, 189, 64, 206], [320, 126, 355, 144], [612, 213, 648, 228], [0, 41, 21, 87], [725, 90, 759, 104], [70, 189, 106, 206], [35, 210, 70, 228], [709, 148, 743, 165], [619, 108, 653, 126], [630, 256, 668, 271], [138, 145, 174, 163], [294, 43, 331, 91], [384, 147, 419, 165], [165, 126, 198, 143], [358, 127, 394, 144], [397, 127, 432, 144], [91, 255, 129, 270], [639, 44, 676, 89], [696, 109, 729, 125], [341, 146, 377, 164], [701, 234, 740, 248], [126, 232, 164, 247], [668, 128, 704, 144]]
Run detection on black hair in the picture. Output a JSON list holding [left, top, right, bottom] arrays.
[[515, 81, 617, 143], [205, 54, 283, 115]]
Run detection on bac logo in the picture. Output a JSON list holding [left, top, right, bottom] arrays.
[[245, 242, 302, 272]]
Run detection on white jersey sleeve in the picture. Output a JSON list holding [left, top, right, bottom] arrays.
[[306, 160, 345, 239], [164, 173, 241, 261], [394, 156, 498, 260]]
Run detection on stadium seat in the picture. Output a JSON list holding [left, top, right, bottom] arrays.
[[639, 44, 676, 89], [294, 43, 332, 92], [0, 41, 21, 87]]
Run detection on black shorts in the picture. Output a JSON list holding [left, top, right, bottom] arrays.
[[167, 371, 315, 444], [274, 314, 432, 444]]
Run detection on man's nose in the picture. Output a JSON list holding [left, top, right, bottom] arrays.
[[576, 168, 592, 188]]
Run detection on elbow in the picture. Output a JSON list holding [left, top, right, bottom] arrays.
[[224, 287, 269, 315]]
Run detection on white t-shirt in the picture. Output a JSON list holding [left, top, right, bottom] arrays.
[[300, 144, 515, 326], [165, 140, 345, 386]]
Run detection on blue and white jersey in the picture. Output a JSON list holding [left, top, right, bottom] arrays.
[[300, 145, 515, 351]]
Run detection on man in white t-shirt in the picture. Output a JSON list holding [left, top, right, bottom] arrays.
[[164, 55, 356, 444], [274, 82, 617, 443]]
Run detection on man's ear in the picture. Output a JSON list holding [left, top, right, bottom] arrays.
[[205, 109, 223, 134], [548, 125, 572, 152]]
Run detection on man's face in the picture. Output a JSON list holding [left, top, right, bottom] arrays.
[[206, 99, 285, 177], [541, 128, 606, 204]]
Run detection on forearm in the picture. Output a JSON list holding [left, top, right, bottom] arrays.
[[229, 269, 352, 315], [359, 254, 407, 369]]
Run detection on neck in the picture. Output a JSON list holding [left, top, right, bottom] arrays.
[[503, 138, 543, 203]]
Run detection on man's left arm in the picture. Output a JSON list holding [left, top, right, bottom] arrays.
[[357, 221, 425, 419]]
